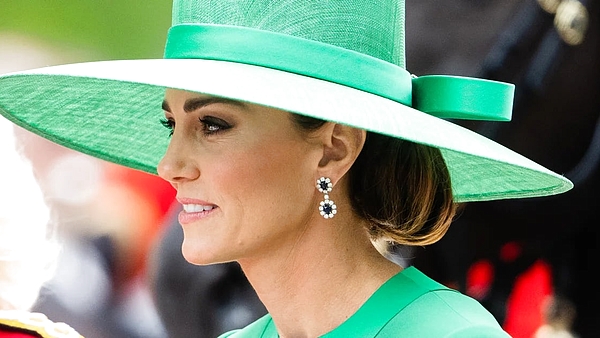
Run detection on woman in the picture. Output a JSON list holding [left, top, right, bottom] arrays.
[[0, 0, 572, 337]]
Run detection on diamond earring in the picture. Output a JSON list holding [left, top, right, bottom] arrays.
[[316, 177, 337, 219]]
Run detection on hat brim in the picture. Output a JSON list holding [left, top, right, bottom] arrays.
[[0, 59, 572, 202]]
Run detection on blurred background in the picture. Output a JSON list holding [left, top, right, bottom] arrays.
[[0, 0, 598, 337]]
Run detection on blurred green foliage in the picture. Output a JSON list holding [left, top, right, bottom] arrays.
[[0, 1, 173, 60]]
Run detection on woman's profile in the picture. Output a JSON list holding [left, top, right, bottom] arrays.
[[0, 0, 572, 337]]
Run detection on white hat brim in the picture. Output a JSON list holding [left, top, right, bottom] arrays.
[[0, 59, 573, 202]]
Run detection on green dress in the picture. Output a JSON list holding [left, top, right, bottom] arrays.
[[218, 266, 511, 337]]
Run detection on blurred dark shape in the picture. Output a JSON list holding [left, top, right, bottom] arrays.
[[32, 234, 167, 338], [541, 295, 577, 330], [411, 0, 600, 337], [148, 204, 267, 338]]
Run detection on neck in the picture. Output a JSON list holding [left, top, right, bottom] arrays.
[[238, 213, 402, 338]]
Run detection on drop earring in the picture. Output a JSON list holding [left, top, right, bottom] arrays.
[[316, 177, 337, 219]]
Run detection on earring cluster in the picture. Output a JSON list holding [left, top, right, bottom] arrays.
[[316, 177, 337, 219]]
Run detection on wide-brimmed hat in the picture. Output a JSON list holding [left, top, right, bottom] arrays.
[[0, 0, 572, 202]]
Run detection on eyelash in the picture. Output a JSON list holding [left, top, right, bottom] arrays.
[[160, 117, 231, 137], [160, 118, 175, 137]]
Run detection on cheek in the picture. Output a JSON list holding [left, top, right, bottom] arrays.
[[214, 140, 316, 222]]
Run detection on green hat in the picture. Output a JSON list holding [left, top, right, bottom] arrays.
[[0, 0, 572, 202]]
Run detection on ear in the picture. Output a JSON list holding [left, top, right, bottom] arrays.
[[318, 123, 366, 181]]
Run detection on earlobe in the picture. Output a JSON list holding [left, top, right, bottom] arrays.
[[318, 124, 366, 178]]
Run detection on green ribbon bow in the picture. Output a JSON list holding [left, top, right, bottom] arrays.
[[164, 24, 513, 121]]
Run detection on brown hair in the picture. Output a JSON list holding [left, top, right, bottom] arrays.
[[291, 114, 457, 247]]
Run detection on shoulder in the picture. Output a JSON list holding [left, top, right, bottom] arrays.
[[380, 289, 511, 337], [379, 268, 510, 337], [217, 314, 273, 338], [0, 310, 83, 338]]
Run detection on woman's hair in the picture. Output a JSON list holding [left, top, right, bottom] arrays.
[[291, 114, 457, 247], [0, 119, 60, 311]]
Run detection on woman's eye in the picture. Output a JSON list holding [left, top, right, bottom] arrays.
[[200, 116, 231, 135], [160, 118, 175, 137]]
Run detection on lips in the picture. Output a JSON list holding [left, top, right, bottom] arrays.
[[177, 198, 218, 225]]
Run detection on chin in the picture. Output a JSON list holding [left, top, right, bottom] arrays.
[[181, 240, 232, 266]]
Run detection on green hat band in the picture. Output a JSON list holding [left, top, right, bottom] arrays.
[[164, 24, 513, 121]]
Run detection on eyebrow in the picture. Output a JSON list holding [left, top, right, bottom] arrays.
[[162, 97, 248, 113]]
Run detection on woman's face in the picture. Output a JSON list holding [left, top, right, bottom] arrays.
[[158, 89, 323, 265]]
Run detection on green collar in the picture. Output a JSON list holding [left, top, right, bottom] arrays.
[[254, 266, 447, 338]]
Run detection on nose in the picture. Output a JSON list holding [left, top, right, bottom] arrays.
[[157, 136, 200, 186]]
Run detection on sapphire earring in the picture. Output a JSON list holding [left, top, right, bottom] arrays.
[[316, 177, 337, 219]]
